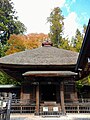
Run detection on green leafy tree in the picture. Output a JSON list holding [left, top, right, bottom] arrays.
[[59, 38, 70, 50], [0, 71, 20, 85], [0, 0, 26, 45], [0, 0, 26, 85], [14, 21, 27, 35], [47, 7, 64, 47], [0, 43, 9, 57], [73, 29, 83, 52]]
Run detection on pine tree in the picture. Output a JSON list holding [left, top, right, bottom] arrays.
[[74, 29, 83, 52]]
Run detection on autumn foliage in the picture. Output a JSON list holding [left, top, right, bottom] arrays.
[[6, 33, 48, 55]]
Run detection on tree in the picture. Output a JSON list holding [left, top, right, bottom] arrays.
[[47, 7, 64, 47], [83, 24, 87, 34], [14, 21, 27, 35], [0, 43, 9, 57], [0, 0, 26, 45], [73, 29, 83, 52], [59, 37, 70, 50], [5, 33, 48, 55], [25, 33, 48, 49], [0, 71, 20, 85], [6, 34, 26, 55]]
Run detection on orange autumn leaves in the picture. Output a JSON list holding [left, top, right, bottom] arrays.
[[6, 33, 48, 55]]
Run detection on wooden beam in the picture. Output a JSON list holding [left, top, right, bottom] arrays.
[[60, 81, 66, 115], [36, 84, 39, 115]]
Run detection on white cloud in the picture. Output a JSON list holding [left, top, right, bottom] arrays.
[[64, 3, 70, 13], [12, 0, 66, 34], [63, 12, 78, 39], [12, 0, 82, 39], [64, 0, 76, 13]]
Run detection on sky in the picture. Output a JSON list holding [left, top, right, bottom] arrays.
[[12, 0, 90, 39]]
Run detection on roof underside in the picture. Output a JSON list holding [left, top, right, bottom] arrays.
[[0, 46, 78, 66]]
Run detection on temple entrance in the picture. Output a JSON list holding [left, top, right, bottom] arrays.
[[40, 84, 56, 101]]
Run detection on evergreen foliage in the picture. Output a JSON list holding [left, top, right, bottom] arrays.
[[0, 0, 26, 45], [47, 7, 64, 47], [0, 71, 20, 85]]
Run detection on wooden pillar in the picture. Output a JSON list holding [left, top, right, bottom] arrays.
[[20, 85, 23, 99], [60, 81, 66, 115], [56, 85, 60, 103], [36, 84, 39, 115], [74, 82, 78, 102], [33, 86, 36, 102]]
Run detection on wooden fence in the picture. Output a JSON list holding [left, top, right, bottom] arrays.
[[65, 98, 90, 113], [10, 98, 90, 114], [11, 99, 35, 113]]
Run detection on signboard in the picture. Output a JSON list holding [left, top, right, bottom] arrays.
[[43, 107, 48, 112], [53, 107, 58, 112]]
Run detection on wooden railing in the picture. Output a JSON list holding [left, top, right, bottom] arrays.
[[65, 98, 90, 113], [10, 98, 90, 114], [11, 99, 36, 113]]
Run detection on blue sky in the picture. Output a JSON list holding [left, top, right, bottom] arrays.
[[62, 0, 89, 24], [61, 0, 90, 38], [13, 0, 90, 39]]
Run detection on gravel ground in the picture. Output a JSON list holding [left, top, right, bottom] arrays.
[[10, 114, 90, 120]]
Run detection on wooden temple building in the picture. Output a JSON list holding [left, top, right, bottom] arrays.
[[0, 19, 90, 115]]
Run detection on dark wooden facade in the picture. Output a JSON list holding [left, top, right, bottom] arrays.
[[20, 76, 78, 114]]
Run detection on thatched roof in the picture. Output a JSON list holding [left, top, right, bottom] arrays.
[[0, 46, 78, 65]]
